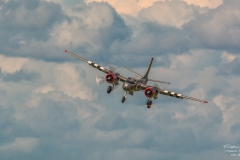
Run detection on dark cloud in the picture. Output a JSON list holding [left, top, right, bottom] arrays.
[[0, 0, 66, 38], [0, 0, 67, 57], [0, 69, 40, 82]]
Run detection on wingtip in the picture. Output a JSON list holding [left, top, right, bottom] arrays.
[[204, 100, 208, 103], [151, 57, 154, 60], [167, 82, 171, 84], [64, 50, 68, 52]]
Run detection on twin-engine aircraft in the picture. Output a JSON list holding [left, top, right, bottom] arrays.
[[64, 50, 208, 108]]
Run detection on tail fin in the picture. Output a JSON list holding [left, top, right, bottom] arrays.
[[143, 58, 154, 79]]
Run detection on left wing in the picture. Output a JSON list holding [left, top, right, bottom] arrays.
[[157, 88, 208, 103], [64, 50, 127, 82], [138, 82, 208, 103]]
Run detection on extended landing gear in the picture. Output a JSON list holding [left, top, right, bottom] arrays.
[[122, 91, 127, 103], [147, 99, 152, 108], [107, 86, 113, 94], [122, 96, 126, 103]]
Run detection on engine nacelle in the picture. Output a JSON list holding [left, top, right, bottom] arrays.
[[144, 87, 158, 98], [105, 73, 117, 84]]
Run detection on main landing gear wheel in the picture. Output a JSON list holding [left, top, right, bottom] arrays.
[[147, 100, 152, 108], [122, 91, 127, 103], [122, 96, 126, 103], [107, 86, 113, 94]]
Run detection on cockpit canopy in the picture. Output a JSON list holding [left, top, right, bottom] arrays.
[[126, 77, 136, 84]]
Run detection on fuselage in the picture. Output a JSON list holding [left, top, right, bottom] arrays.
[[122, 77, 148, 92]]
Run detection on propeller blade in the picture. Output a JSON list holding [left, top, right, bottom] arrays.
[[113, 83, 121, 91], [96, 76, 105, 85], [108, 65, 117, 72], [153, 82, 161, 88]]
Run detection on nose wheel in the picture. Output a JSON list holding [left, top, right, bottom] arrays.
[[107, 86, 113, 94], [147, 100, 152, 108]]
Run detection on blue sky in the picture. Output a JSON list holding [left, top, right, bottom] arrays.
[[0, 0, 240, 159]]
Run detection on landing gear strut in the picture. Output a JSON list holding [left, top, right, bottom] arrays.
[[107, 86, 113, 94], [147, 99, 152, 108], [122, 91, 127, 103]]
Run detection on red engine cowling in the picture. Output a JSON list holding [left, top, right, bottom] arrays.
[[105, 73, 117, 83], [144, 87, 157, 98]]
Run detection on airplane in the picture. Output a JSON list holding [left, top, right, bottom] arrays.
[[64, 50, 208, 108]]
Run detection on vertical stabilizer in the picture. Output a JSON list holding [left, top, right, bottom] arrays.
[[143, 58, 154, 79]]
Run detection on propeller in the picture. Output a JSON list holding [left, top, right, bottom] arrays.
[[153, 82, 161, 88], [95, 65, 120, 91], [108, 65, 117, 72], [96, 76, 121, 90], [96, 76, 105, 85]]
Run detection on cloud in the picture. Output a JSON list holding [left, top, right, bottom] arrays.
[[85, 0, 162, 16], [138, 0, 208, 28], [0, 0, 240, 160], [85, 0, 222, 16], [0, 0, 66, 40], [184, 0, 240, 52], [184, 0, 222, 8], [0, 69, 40, 82], [0, 138, 39, 154], [217, 58, 240, 76], [0, 50, 239, 160]]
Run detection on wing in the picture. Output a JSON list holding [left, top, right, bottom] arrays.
[[157, 88, 208, 103], [64, 50, 127, 82]]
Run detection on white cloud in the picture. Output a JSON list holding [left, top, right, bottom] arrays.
[[0, 0, 240, 160], [184, 0, 222, 8], [0, 55, 28, 73], [85, 0, 161, 16], [0, 138, 39, 154], [138, 0, 208, 28], [85, 0, 222, 16]]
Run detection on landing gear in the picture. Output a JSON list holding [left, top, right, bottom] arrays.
[[122, 96, 126, 103], [122, 91, 127, 103], [147, 100, 152, 108], [107, 86, 113, 94]]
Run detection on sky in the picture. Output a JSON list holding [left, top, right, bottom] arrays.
[[0, 0, 240, 159]]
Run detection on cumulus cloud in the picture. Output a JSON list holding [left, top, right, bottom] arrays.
[[185, 0, 222, 8], [85, 0, 222, 16], [0, 138, 39, 154], [85, 0, 162, 16], [0, 50, 239, 160], [184, 0, 240, 52], [0, 0, 240, 160], [138, 0, 208, 28]]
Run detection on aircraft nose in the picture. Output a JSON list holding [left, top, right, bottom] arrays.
[[122, 83, 128, 89]]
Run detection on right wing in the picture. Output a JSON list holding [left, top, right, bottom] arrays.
[[157, 88, 208, 103], [64, 50, 127, 82]]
